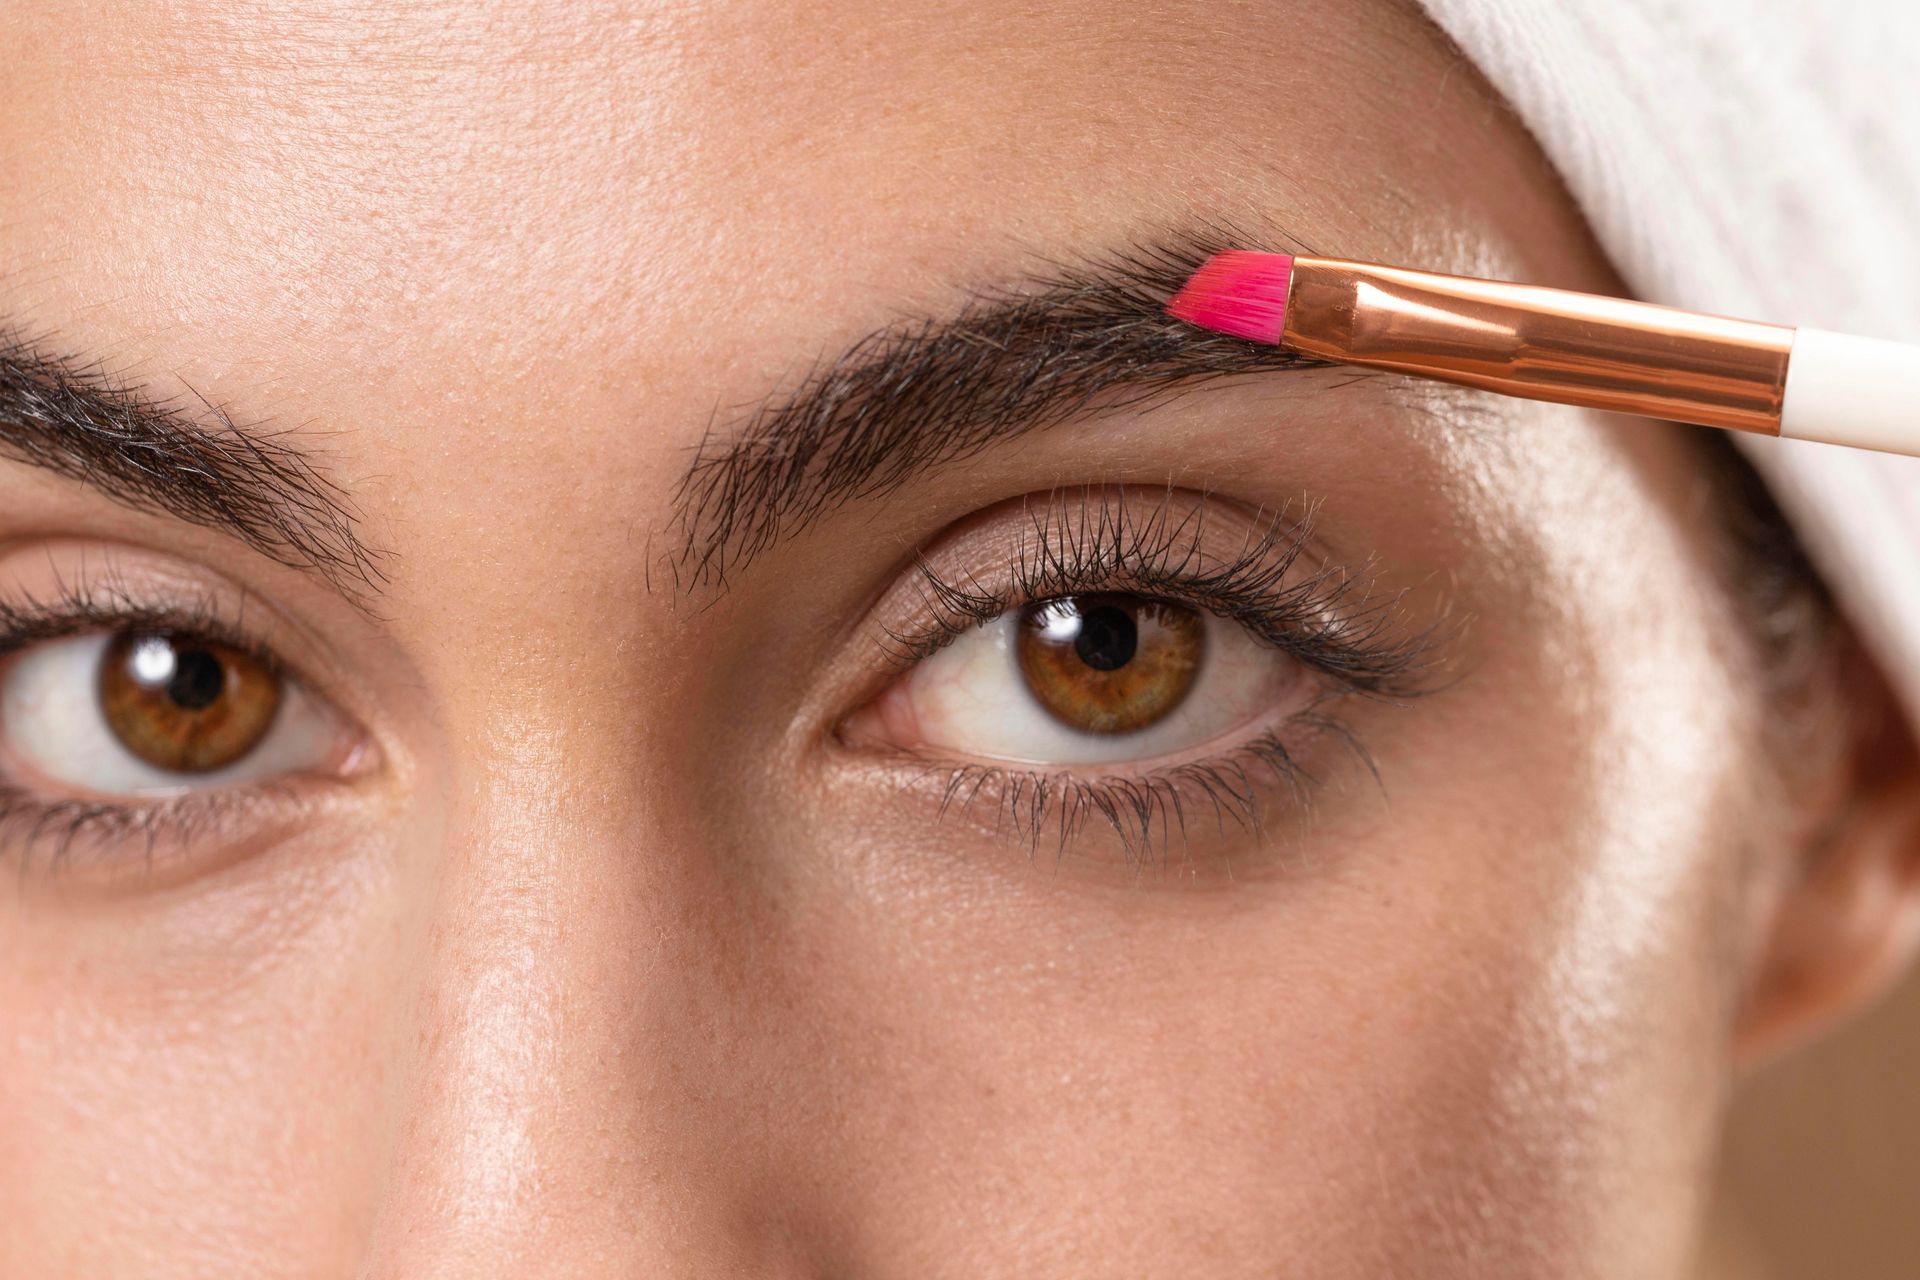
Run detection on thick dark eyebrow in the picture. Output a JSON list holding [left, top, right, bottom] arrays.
[[0, 327, 381, 592], [669, 229, 1327, 590]]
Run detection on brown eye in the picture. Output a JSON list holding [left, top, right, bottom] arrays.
[[96, 632, 283, 773], [1015, 595, 1205, 733]]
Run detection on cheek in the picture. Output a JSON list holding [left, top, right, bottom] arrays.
[[767, 909, 1651, 1277], [1350, 416, 1760, 1266], [764, 733, 1745, 1277], [0, 834, 398, 1272]]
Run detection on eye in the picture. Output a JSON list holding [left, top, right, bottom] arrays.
[[854, 593, 1301, 766], [0, 629, 352, 797], [1016, 595, 1203, 733]]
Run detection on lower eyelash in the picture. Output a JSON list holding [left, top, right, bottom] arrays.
[[0, 780, 283, 879], [913, 709, 1377, 873]]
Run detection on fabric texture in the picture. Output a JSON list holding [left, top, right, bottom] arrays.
[[1413, 0, 1920, 725]]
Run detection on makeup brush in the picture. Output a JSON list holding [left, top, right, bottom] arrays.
[[1166, 251, 1920, 456]]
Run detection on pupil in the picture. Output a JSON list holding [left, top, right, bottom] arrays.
[[1072, 604, 1138, 672], [165, 645, 227, 712]]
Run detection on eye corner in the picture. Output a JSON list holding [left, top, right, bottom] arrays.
[[834, 676, 926, 755]]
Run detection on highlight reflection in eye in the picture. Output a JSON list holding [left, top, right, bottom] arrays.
[[0, 629, 352, 797], [856, 592, 1298, 766]]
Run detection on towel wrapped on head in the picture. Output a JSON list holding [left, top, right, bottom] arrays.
[[1417, 0, 1920, 727]]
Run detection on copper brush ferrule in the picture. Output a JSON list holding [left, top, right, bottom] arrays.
[[1166, 251, 1920, 454], [1278, 256, 1792, 433]]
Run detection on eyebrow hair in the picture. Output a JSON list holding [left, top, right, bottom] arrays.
[[669, 228, 1329, 590], [0, 328, 381, 591]]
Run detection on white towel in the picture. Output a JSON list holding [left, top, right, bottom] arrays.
[[1415, 0, 1920, 725]]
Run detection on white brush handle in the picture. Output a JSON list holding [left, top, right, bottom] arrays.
[[1779, 328, 1920, 455]]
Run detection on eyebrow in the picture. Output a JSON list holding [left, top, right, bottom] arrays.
[[669, 228, 1329, 590], [0, 328, 380, 592]]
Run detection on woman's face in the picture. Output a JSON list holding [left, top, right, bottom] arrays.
[[0, 1, 1799, 1275]]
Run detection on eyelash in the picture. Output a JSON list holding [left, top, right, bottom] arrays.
[[887, 490, 1432, 687], [0, 499, 1433, 875], [0, 575, 290, 874], [878, 490, 1434, 868], [908, 719, 1371, 873]]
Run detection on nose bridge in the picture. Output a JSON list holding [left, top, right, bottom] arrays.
[[352, 709, 776, 1277]]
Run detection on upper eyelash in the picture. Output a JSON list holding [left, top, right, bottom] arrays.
[[886, 486, 1437, 697], [0, 571, 280, 670]]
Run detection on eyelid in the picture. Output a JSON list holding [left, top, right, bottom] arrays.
[[861, 485, 1436, 697]]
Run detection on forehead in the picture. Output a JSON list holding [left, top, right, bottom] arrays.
[[0, 0, 1590, 603], [0, 1, 1560, 349]]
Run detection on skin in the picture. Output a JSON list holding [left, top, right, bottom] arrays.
[[1, 1, 1917, 1276]]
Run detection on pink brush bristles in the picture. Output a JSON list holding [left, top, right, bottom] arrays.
[[1165, 251, 1296, 344]]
